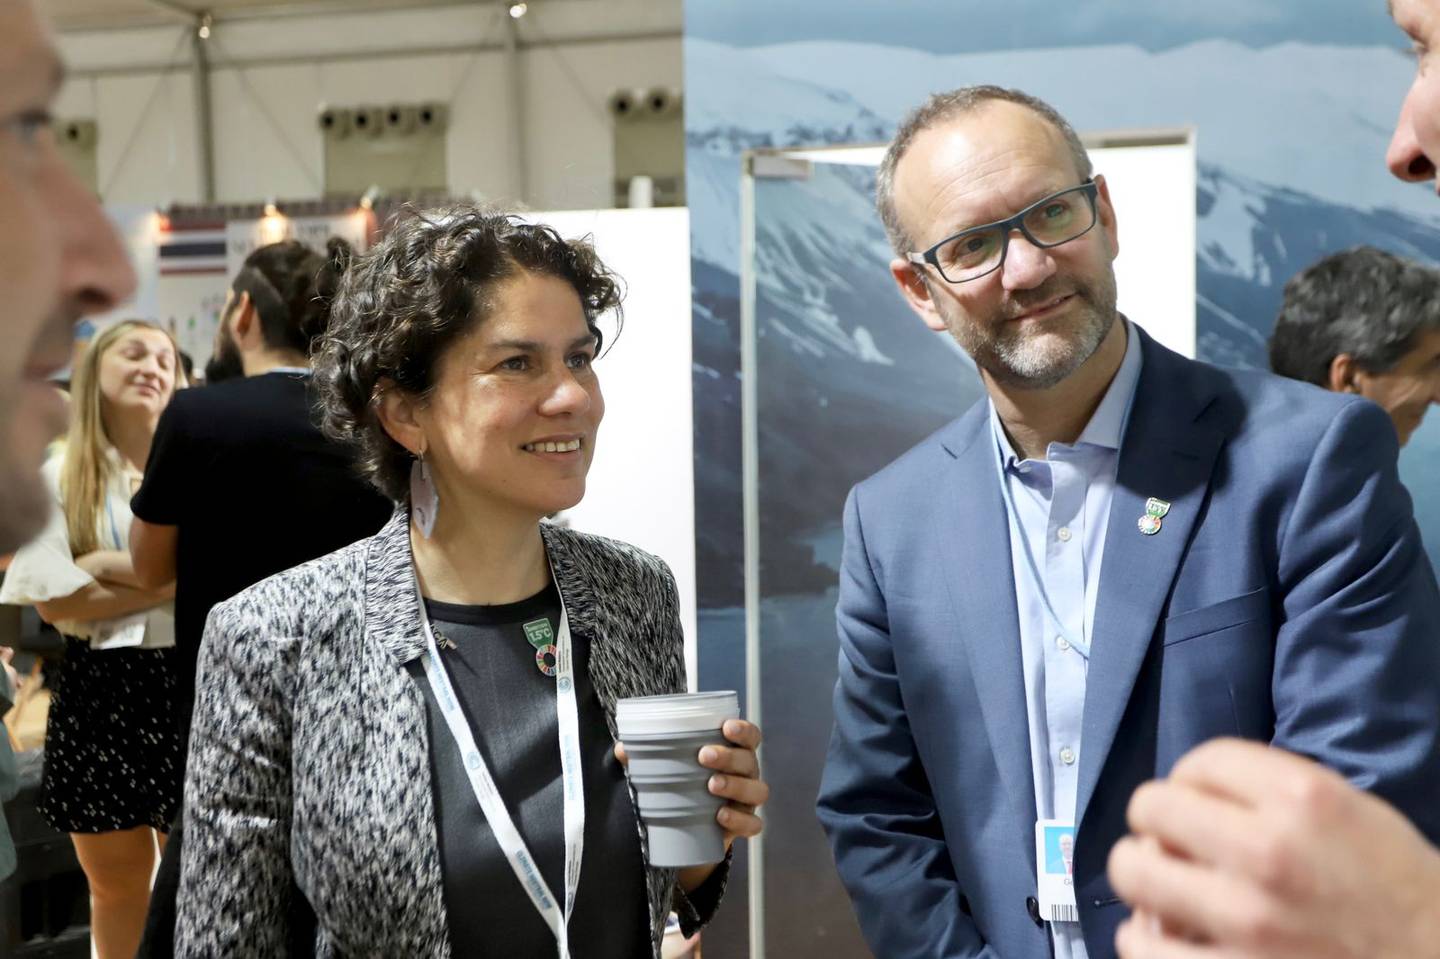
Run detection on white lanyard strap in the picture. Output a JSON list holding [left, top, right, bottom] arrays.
[[415, 566, 585, 959]]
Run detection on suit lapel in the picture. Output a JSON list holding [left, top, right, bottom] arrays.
[[935, 409, 1038, 863], [1075, 332, 1225, 828]]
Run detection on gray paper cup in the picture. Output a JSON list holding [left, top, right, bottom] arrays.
[[616, 691, 740, 868]]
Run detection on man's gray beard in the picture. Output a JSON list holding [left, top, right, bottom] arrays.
[[946, 270, 1120, 390], [981, 303, 1117, 390]]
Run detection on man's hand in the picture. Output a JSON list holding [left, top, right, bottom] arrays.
[[1108, 738, 1440, 959]]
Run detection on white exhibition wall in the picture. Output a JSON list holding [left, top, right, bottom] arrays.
[[539, 208, 699, 688], [1096, 140, 1198, 357]]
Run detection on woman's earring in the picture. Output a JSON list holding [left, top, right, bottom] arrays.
[[410, 452, 440, 539]]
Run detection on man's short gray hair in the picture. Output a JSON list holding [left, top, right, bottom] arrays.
[[1269, 246, 1440, 386], [875, 86, 1093, 257]]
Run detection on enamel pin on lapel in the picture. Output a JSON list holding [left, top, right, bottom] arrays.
[[1138, 497, 1171, 536]]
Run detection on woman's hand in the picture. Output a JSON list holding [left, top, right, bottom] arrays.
[[616, 718, 770, 893], [77, 550, 174, 600], [76, 549, 140, 586], [695, 719, 767, 848]]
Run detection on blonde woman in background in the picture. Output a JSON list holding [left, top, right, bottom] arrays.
[[1, 320, 186, 959]]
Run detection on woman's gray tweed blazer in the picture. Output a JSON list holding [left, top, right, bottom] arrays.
[[173, 509, 729, 957]]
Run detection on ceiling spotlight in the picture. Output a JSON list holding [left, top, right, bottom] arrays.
[[197, 13, 213, 39], [508, 3, 527, 19], [359, 185, 382, 211], [264, 200, 280, 218]]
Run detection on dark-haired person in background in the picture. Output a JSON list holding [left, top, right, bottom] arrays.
[[1270, 246, 1440, 447], [130, 237, 392, 957], [173, 207, 766, 957], [176, 349, 193, 386]]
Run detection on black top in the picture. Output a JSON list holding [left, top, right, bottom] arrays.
[[412, 586, 651, 958], [131, 370, 391, 737]]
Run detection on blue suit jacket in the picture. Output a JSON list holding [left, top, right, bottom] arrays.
[[817, 327, 1440, 958]]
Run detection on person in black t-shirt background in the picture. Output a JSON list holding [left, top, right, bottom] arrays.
[[128, 237, 392, 958]]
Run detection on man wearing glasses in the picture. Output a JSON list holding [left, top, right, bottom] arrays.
[[816, 85, 1440, 959]]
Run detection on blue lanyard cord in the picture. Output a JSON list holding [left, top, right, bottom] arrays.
[[996, 460, 1092, 659], [105, 495, 123, 550]]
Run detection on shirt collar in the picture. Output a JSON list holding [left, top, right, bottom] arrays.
[[989, 317, 1144, 469]]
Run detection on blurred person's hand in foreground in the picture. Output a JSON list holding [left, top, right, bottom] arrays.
[[1109, 738, 1440, 959]]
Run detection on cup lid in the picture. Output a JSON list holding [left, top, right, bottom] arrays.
[[616, 691, 739, 736]]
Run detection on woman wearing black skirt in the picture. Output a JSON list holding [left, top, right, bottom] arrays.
[[1, 319, 186, 959]]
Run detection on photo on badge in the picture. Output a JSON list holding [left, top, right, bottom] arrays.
[[1044, 824, 1076, 878]]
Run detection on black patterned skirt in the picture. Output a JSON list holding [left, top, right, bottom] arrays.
[[38, 636, 183, 833]]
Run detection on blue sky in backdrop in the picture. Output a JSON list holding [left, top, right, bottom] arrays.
[[689, 0, 1405, 53]]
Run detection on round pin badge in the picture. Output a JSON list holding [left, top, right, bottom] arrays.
[[1138, 514, 1163, 536], [535, 644, 559, 677]]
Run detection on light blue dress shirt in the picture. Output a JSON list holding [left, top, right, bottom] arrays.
[[988, 321, 1143, 959]]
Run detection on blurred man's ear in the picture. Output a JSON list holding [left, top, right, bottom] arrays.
[[1327, 353, 1362, 395]]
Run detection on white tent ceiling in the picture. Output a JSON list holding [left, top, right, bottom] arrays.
[[39, 0, 508, 31]]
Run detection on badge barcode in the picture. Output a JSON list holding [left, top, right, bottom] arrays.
[[1046, 904, 1079, 923]]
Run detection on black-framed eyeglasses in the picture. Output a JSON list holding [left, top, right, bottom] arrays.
[[907, 179, 1100, 284]]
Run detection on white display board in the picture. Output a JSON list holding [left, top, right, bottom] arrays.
[[787, 135, 1198, 357], [529, 208, 699, 688], [1092, 141, 1197, 357]]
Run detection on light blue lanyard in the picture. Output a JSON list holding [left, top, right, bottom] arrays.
[[995, 450, 1092, 659], [105, 495, 123, 550]]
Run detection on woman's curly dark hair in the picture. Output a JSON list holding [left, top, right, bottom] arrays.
[[314, 205, 624, 503]]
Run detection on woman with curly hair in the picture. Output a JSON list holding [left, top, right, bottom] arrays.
[[173, 206, 768, 958], [1, 319, 186, 959]]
